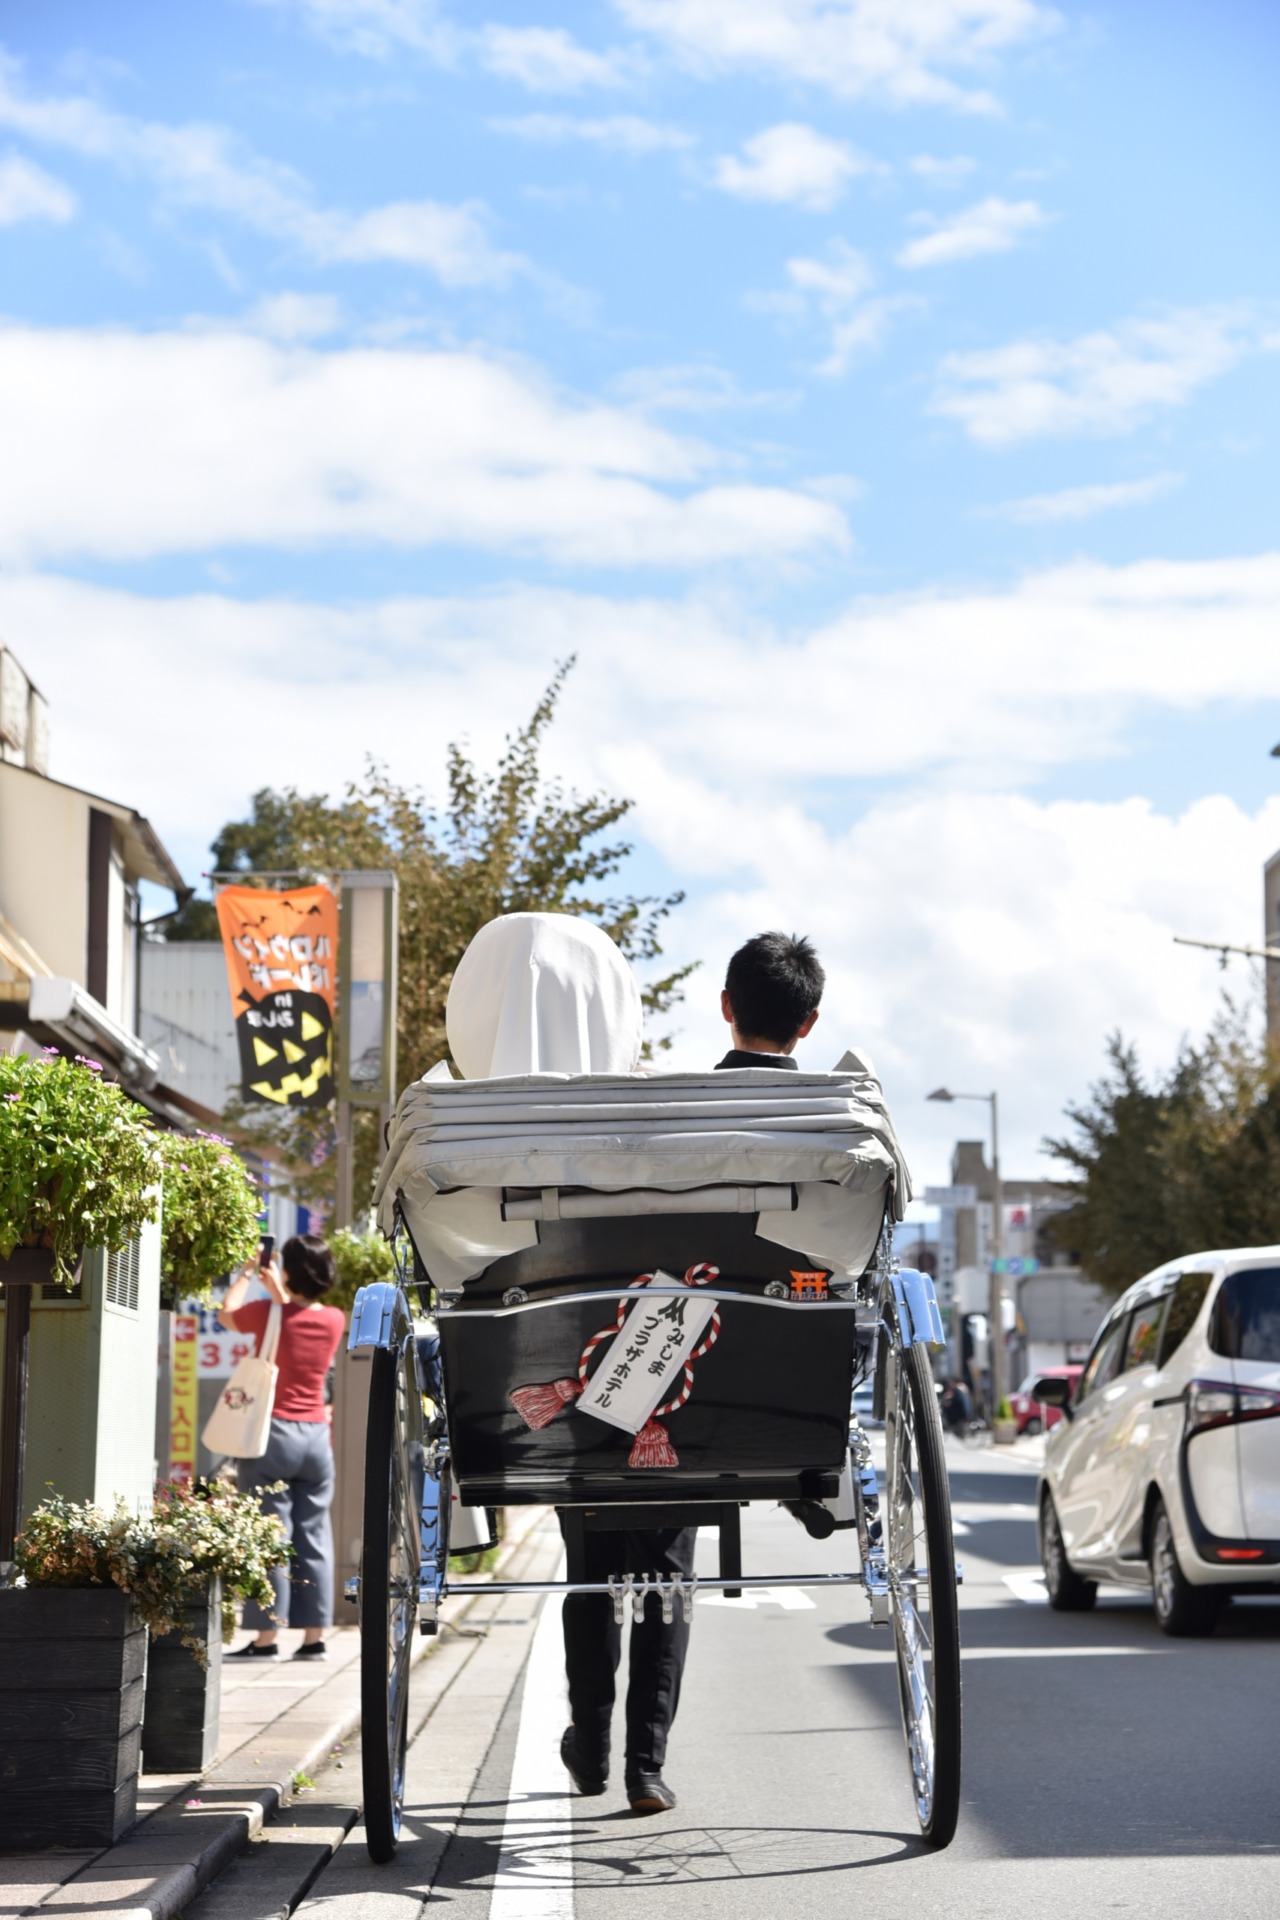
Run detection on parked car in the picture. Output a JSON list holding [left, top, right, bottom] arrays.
[[1010, 1366, 1082, 1435], [1036, 1248, 1280, 1635]]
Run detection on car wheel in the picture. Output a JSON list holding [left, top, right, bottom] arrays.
[[1025, 1417, 1042, 1437], [1148, 1499, 1224, 1638], [1040, 1492, 1097, 1611]]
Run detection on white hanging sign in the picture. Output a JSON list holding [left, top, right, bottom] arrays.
[[576, 1270, 719, 1435]]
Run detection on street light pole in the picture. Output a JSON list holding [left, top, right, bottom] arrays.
[[928, 1086, 1005, 1418]]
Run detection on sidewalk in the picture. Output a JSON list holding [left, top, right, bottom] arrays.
[[0, 1508, 551, 1920]]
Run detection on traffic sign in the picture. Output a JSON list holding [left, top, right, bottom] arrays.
[[991, 1257, 1040, 1275]]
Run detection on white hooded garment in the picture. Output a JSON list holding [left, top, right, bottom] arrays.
[[446, 912, 642, 1080]]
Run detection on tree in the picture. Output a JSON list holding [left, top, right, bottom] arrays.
[[1044, 1002, 1280, 1295], [173, 663, 694, 1213]]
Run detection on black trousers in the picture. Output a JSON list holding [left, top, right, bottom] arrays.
[[559, 1521, 697, 1776]]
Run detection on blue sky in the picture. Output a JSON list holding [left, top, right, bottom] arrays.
[[2, 0, 1279, 1187]]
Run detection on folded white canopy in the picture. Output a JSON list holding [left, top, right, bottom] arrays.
[[374, 1052, 912, 1290]]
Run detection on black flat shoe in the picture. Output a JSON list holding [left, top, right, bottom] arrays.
[[626, 1771, 676, 1814], [228, 1641, 278, 1658], [560, 1726, 607, 1796], [293, 1642, 327, 1659]]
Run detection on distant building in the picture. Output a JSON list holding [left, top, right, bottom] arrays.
[[0, 642, 193, 1116], [945, 1139, 1106, 1384], [139, 939, 242, 1115]]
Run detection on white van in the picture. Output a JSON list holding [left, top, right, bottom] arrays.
[[1035, 1248, 1280, 1635]]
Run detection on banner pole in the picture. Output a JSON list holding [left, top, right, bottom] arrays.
[[334, 1097, 353, 1230]]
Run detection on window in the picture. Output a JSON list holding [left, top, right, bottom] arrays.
[[1209, 1267, 1280, 1363], [106, 1238, 140, 1313], [1157, 1271, 1213, 1367], [1123, 1296, 1168, 1372], [1077, 1314, 1129, 1402]]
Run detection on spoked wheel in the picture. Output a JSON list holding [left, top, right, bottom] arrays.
[[361, 1339, 424, 1862], [882, 1336, 962, 1848]]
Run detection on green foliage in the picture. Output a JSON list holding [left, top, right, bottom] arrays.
[[191, 663, 694, 1214], [326, 1225, 395, 1314], [1045, 1003, 1280, 1295], [15, 1480, 290, 1661], [0, 1052, 160, 1285], [155, 1130, 263, 1306]]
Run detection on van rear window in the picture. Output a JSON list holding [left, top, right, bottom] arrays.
[[1209, 1268, 1280, 1363]]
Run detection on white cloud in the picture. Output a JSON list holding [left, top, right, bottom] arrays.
[[0, 321, 847, 569], [0, 151, 75, 224], [897, 194, 1047, 267], [493, 113, 691, 153], [613, 0, 1060, 109], [752, 240, 911, 377], [244, 291, 344, 340], [909, 153, 976, 184], [988, 472, 1183, 524], [712, 123, 873, 210], [932, 308, 1251, 446], [612, 362, 796, 413], [0, 52, 517, 285], [479, 25, 629, 91], [249, 0, 459, 59], [8, 550, 1280, 1176]]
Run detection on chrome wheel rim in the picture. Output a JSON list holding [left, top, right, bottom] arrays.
[[885, 1347, 936, 1827], [1152, 1513, 1176, 1621], [1043, 1502, 1065, 1597]]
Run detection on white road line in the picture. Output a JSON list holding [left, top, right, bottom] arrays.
[[962, 1645, 1161, 1658], [1003, 1571, 1050, 1604], [489, 1590, 574, 1920]]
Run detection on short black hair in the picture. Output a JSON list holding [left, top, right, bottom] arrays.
[[724, 932, 825, 1047], [281, 1233, 335, 1300]]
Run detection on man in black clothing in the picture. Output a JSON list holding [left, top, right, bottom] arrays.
[[560, 931, 825, 1815], [717, 929, 824, 1071]]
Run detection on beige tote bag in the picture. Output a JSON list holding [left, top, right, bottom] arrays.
[[201, 1302, 282, 1459]]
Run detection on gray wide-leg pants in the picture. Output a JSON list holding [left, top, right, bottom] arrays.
[[237, 1417, 336, 1629]]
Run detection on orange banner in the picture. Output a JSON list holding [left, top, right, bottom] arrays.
[[215, 884, 337, 1107]]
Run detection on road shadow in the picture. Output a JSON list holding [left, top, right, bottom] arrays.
[[827, 1593, 1280, 1858]]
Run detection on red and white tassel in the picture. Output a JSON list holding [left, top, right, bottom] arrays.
[[628, 1417, 678, 1468], [508, 1377, 580, 1430]]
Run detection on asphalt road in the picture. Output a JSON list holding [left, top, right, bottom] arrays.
[[260, 1437, 1280, 1920]]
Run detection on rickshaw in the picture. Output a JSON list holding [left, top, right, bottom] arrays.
[[347, 1060, 962, 1861]]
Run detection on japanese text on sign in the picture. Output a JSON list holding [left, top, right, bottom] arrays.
[[577, 1273, 718, 1436]]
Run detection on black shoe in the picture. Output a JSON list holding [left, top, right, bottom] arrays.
[[560, 1726, 607, 1796], [228, 1641, 278, 1658], [626, 1771, 676, 1814], [293, 1641, 327, 1659]]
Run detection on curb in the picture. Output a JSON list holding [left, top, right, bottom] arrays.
[[16, 1509, 552, 1920]]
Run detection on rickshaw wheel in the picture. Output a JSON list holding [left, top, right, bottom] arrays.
[[361, 1338, 423, 1863], [883, 1336, 962, 1848]]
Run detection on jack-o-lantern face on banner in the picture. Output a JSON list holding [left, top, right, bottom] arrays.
[[215, 885, 338, 1107]]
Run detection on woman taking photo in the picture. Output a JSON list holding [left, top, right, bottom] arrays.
[[218, 1234, 346, 1658]]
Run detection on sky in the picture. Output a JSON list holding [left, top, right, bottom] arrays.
[[2, 0, 1279, 1188]]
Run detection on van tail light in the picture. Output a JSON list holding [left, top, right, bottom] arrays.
[[1185, 1378, 1280, 1439]]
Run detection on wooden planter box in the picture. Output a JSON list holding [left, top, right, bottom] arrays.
[[0, 1585, 145, 1850], [141, 1578, 222, 1774]]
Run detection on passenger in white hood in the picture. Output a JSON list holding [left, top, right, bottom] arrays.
[[445, 910, 642, 1079]]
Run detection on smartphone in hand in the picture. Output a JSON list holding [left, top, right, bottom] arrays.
[[258, 1234, 275, 1269]]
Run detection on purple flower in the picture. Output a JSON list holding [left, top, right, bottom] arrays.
[[42, 1046, 59, 1056]]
